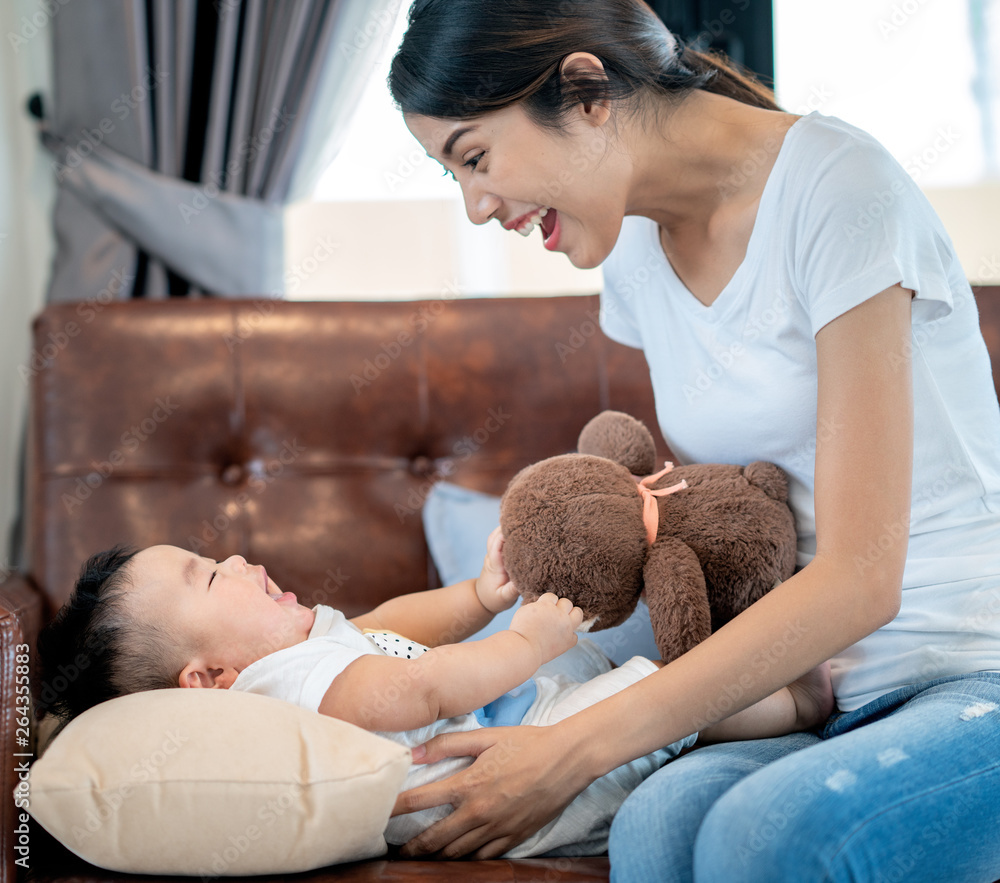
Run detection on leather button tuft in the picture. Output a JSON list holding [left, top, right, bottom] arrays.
[[220, 463, 245, 486], [410, 456, 434, 477]]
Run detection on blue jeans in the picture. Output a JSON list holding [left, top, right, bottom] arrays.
[[608, 672, 1000, 883]]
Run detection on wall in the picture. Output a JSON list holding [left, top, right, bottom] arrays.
[[284, 199, 604, 300], [0, 0, 56, 569]]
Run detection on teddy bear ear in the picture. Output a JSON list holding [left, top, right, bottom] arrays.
[[577, 411, 657, 476]]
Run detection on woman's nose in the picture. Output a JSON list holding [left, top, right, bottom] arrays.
[[224, 554, 247, 570], [463, 185, 500, 226]]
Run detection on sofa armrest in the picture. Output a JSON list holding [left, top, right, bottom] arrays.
[[0, 575, 44, 883]]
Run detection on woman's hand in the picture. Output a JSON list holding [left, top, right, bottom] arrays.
[[392, 725, 590, 858]]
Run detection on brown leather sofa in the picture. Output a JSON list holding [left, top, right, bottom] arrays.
[[4, 289, 999, 883]]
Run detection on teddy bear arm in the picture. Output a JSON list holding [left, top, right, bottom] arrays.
[[642, 537, 712, 665]]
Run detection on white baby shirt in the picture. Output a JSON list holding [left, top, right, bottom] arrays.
[[600, 111, 1000, 710]]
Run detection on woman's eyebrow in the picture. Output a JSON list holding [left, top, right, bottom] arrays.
[[442, 125, 477, 158]]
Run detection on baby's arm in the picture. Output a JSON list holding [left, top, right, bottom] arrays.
[[322, 594, 584, 732], [350, 527, 514, 647], [698, 662, 835, 743]]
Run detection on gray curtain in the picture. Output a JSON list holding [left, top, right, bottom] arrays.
[[39, 0, 400, 300]]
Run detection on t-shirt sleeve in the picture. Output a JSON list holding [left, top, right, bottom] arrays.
[[790, 127, 961, 336]]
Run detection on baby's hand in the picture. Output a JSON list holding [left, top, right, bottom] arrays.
[[475, 526, 517, 614], [510, 593, 584, 665]]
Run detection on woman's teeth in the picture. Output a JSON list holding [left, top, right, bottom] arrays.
[[517, 207, 549, 237]]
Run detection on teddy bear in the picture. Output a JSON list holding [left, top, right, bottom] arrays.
[[499, 410, 798, 663]]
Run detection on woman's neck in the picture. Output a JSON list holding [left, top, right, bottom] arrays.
[[623, 90, 799, 237]]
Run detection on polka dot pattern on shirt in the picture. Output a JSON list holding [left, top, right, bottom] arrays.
[[365, 631, 430, 659]]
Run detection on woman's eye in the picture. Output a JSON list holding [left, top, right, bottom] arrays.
[[463, 153, 484, 171]]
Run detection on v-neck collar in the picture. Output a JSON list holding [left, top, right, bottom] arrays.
[[645, 113, 809, 323]]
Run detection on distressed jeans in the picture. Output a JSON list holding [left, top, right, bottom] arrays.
[[609, 672, 1000, 883]]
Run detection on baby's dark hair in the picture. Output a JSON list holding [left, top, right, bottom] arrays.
[[37, 545, 184, 720]]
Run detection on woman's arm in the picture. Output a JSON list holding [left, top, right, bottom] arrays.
[[350, 527, 513, 646], [323, 594, 583, 731], [393, 284, 915, 858]]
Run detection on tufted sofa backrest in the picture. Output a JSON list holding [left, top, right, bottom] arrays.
[[24, 297, 666, 617]]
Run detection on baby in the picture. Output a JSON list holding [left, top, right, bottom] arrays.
[[38, 530, 833, 858]]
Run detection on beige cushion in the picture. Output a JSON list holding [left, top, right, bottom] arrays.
[[27, 690, 411, 875]]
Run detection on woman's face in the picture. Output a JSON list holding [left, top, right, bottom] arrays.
[[405, 103, 629, 269]]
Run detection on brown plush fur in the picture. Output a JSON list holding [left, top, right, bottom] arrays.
[[500, 411, 798, 663]]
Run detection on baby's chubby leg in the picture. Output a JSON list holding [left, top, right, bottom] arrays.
[[699, 661, 835, 743]]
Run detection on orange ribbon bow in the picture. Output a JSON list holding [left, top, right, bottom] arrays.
[[636, 462, 689, 545]]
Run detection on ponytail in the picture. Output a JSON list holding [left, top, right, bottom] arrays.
[[675, 45, 780, 111]]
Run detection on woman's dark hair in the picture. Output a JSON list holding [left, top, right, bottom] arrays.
[[36, 545, 183, 720], [389, 0, 780, 128]]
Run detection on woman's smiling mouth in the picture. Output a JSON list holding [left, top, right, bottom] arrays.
[[505, 207, 550, 236]]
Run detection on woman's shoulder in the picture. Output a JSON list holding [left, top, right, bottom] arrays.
[[780, 112, 910, 193]]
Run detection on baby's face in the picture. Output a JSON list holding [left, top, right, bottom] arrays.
[[131, 545, 315, 688]]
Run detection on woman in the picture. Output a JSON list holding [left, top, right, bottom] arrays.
[[387, 1, 1000, 879]]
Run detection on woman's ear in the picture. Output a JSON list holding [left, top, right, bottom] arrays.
[[559, 52, 612, 126]]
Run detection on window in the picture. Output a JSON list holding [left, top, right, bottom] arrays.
[[774, 0, 999, 283], [285, 0, 1000, 300], [283, 0, 601, 300]]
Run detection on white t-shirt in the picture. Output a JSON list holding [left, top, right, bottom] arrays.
[[232, 606, 686, 857], [232, 604, 491, 740], [600, 111, 1000, 711]]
